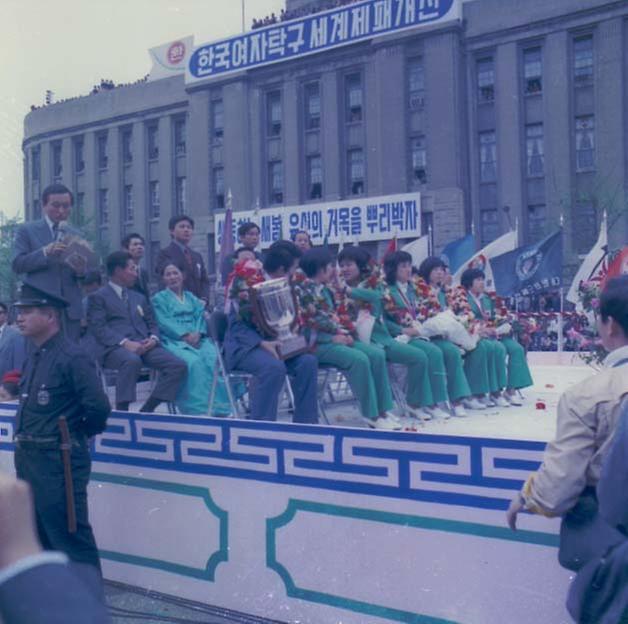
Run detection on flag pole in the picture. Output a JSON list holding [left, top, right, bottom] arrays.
[[428, 224, 433, 256], [558, 212, 565, 356], [241, 0, 246, 32]]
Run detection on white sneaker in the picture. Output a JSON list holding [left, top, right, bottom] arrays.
[[407, 406, 431, 421], [426, 406, 450, 420], [494, 395, 510, 408], [365, 415, 402, 430], [464, 398, 486, 410], [481, 396, 496, 407], [452, 404, 468, 417], [507, 393, 524, 406]]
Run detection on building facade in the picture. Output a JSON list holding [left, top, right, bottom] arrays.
[[22, 0, 628, 278]]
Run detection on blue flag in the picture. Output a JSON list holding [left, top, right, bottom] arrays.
[[441, 234, 476, 274], [491, 230, 563, 297]]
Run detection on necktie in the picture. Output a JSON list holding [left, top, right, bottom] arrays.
[[183, 247, 193, 268], [52, 223, 59, 241]]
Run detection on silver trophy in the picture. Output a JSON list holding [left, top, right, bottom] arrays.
[[250, 277, 307, 360]]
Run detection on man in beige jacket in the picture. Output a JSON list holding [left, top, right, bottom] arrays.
[[507, 275, 628, 527]]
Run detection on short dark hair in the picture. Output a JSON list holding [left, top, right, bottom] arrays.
[[168, 215, 195, 231], [337, 246, 371, 275], [237, 222, 260, 238], [121, 233, 145, 249], [383, 251, 413, 285], [418, 256, 447, 283], [1, 380, 19, 399], [159, 261, 186, 277], [269, 239, 302, 260], [291, 230, 311, 243], [600, 275, 628, 335], [0, 302, 7, 314], [233, 246, 255, 258], [82, 270, 102, 287], [42, 183, 73, 206], [263, 247, 295, 275], [461, 268, 485, 290], [300, 248, 333, 278], [106, 251, 133, 277]]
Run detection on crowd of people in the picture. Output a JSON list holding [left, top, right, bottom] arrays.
[[251, 0, 363, 29]]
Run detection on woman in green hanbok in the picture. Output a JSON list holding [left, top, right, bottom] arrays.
[[152, 263, 231, 416], [382, 251, 465, 418], [461, 268, 532, 405]]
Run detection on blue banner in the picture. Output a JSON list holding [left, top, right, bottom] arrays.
[[188, 0, 460, 83], [441, 233, 475, 274], [491, 231, 563, 297]]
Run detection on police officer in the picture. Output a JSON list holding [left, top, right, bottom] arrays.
[[13, 284, 111, 572]]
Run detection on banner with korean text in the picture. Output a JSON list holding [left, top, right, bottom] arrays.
[[215, 193, 422, 250], [187, 0, 462, 84]]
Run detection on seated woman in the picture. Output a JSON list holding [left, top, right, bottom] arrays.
[[461, 268, 532, 405], [295, 248, 401, 431], [337, 246, 436, 425], [418, 256, 488, 412], [383, 251, 457, 419], [152, 263, 232, 417]]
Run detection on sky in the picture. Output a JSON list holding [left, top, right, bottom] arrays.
[[0, 0, 285, 221]]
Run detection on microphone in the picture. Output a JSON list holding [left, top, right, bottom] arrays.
[[56, 220, 69, 242]]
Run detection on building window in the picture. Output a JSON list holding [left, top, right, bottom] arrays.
[[175, 177, 187, 215], [527, 204, 546, 242], [523, 47, 542, 95], [410, 136, 427, 184], [122, 128, 133, 164], [407, 56, 425, 110], [345, 73, 363, 123], [304, 82, 321, 130], [147, 124, 159, 160], [479, 131, 497, 183], [123, 185, 134, 222], [98, 189, 109, 225], [52, 142, 63, 179], [575, 116, 595, 172], [348, 149, 365, 195], [213, 167, 225, 209], [269, 161, 283, 205], [73, 138, 84, 173], [574, 35, 594, 84], [267, 91, 282, 137], [480, 208, 500, 246], [307, 155, 323, 200], [149, 181, 160, 218], [477, 57, 495, 103], [573, 203, 597, 253], [97, 133, 108, 170], [211, 100, 224, 143], [174, 118, 186, 156], [32, 199, 41, 219], [525, 124, 544, 177], [31, 148, 40, 181]]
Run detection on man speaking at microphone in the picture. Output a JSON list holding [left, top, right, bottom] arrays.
[[12, 184, 88, 341]]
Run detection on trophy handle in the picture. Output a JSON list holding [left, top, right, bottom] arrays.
[[290, 286, 301, 332], [249, 287, 278, 338]]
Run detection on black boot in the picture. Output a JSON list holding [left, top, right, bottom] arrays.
[[116, 401, 130, 411], [140, 397, 162, 413]]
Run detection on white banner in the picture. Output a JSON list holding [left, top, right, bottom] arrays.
[[215, 193, 421, 250], [148, 36, 194, 81]]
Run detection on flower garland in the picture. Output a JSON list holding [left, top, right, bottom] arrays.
[[409, 276, 441, 322], [228, 258, 265, 326]]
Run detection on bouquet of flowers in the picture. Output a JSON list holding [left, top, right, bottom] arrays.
[[576, 279, 607, 367], [487, 292, 513, 337], [578, 280, 601, 313], [228, 258, 265, 325], [410, 276, 442, 322]]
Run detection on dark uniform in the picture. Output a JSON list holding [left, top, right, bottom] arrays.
[[13, 286, 111, 571]]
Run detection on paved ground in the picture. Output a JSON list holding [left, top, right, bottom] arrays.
[[105, 582, 285, 624]]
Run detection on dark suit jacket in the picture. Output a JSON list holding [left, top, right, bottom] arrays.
[[156, 242, 209, 301], [132, 267, 151, 300], [87, 284, 159, 358], [11, 219, 86, 321], [0, 560, 109, 623], [0, 324, 27, 378], [223, 309, 263, 370]]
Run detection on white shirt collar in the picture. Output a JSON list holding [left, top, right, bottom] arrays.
[[603, 345, 628, 368], [44, 214, 55, 232], [108, 281, 124, 298]]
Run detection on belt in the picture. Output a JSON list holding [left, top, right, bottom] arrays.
[[14, 434, 86, 450]]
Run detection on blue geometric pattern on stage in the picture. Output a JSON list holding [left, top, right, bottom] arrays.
[[0, 404, 546, 511]]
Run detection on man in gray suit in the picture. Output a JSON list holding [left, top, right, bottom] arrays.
[[87, 251, 186, 412], [11, 183, 87, 341], [0, 302, 26, 378]]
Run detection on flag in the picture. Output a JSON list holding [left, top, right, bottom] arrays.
[[217, 206, 234, 285], [491, 230, 563, 297], [452, 229, 518, 290], [603, 246, 628, 287], [440, 234, 476, 274], [382, 235, 397, 259], [401, 235, 430, 269], [566, 212, 608, 304], [322, 234, 329, 250]]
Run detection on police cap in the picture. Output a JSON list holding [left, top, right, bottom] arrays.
[[13, 284, 69, 309]]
